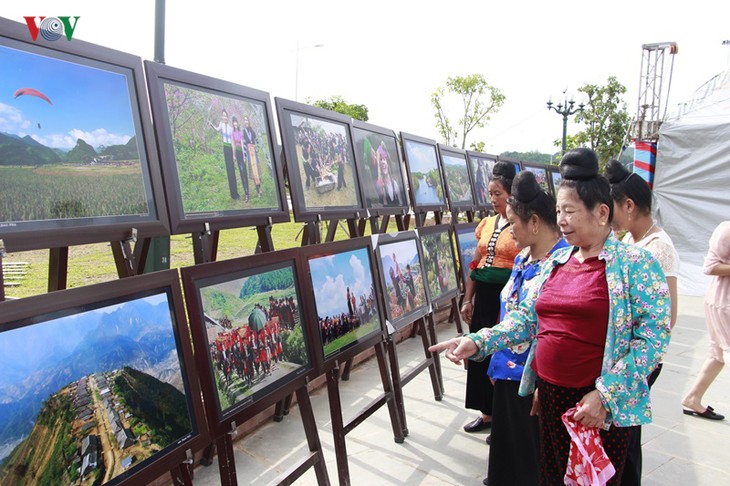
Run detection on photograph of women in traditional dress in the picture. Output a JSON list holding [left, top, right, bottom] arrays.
[[352, 126, 407, 210], [198, 265, 309, 415], [402, 137, 446, 207], [420, 227, 459, 303], [522, 163, 551, 195], [0, 292, 195, 486], [308, 247, 383, 358], [468, 154, 496, 208], [377, 237, 428, 325], [159, 82, 280, 215], [440, 151, 475, 208]]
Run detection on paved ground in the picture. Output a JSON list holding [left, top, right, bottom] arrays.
[[191, 294, 730, 485]]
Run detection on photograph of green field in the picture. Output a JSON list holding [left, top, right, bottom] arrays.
[[0, 44, 152, 227], [441, 153, 474, 206], [199, 265, 310, 414], [161, 82, 281, 215], [307, 247, 382, 358]]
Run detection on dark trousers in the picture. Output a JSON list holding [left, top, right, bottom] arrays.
[[235, 147, 250, 197], [465, 280, 501, 415], [223, 144, 238, 198]]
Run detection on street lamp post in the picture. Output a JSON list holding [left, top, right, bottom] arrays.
[[547, 96, 584, 156], [295, 42, 324, 101]]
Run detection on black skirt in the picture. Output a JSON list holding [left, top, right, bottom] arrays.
[[487, 380, 540, 486], [465, 279, 503, 414]]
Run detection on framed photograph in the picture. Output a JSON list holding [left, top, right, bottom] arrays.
[[498, 155, 522, 175], [418, 224, 459, 306], [466, 151, 498, 210], [521, 162, 552, 196], [0, 270, 208, 485], [374, 231, 430, 331], [144, 61, 289, 234], [300, 238, 386, 369], [438, 145, 476, 212], [548, 165, 562, 194], [275, 98, 364, 222], [180, 249, 317, 437], [400, 132, 447, 213], [453, 222, 479, 288], [0, 17, 168, 252], [351, 121, 409, 216]]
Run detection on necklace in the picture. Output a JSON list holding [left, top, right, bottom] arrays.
[[638, 222, 656, 241]]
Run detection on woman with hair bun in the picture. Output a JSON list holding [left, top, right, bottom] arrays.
[[605, 159, 680, 485], [460, 160, 520, 435], [432, 148, 671, 485], [484, 170, 567, 486]]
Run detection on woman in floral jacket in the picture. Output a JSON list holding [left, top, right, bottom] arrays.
[[431, 148, 671, 485]]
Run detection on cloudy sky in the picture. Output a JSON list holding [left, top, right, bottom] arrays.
[[4, 1, 730, 155]]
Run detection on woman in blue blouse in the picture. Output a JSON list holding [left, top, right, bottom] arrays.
[[484, 170, 568, 486], [432, 148, 671, 485]]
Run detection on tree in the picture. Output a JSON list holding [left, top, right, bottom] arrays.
[[500, 150, 555, 165], [308, 95, 369, 121], [431, 74, 505, 149], [562, 76, 631, 167]]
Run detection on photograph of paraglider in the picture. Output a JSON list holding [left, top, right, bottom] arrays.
[[466, 151, 497, 210], [351, 121, 409, 215], [0, 270, 208, 486], [276, 98, 364, 222], [375, 232, 430, 330], [144, 62, 289, 233], [400, 132, 447, 213], [301, 238, 385, 364], [438, 145, 476, 211], [418, 224, 459, 305], [180, 250, 316, 431], [0, 18, 167, 251]]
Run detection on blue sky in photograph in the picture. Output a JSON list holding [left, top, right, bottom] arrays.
[[442, 153, 467, 170], [379, 239, 421, 287], [0, 44, 136, 150], [404, 139, 439, 173], [309, 248, 372, 317]]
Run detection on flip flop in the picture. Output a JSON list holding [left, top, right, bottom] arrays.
[[682, 405, 725, 420]]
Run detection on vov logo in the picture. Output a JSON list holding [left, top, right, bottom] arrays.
[[24, 16, 81, 42]]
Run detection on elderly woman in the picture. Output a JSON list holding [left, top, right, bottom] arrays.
[[484, 170, 567, 486], [460, 161, 520, 434], [432, 148, 671, 485]]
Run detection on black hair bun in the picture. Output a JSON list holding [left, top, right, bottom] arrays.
[[604, 159, 631, 185], [493, 160, 516, 181], [511, 170, 541, 203], [560, 148, 599, 181]]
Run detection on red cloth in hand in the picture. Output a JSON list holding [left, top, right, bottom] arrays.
[[561, 406, 615, 486]]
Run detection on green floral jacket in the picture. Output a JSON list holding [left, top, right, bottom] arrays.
[[467, 231, 672, 427]]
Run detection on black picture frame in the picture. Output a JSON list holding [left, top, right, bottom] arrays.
[[374, 231, 430, 331], [144, 61, 289, 234], [0, 270, 208, 485], [417, 224, 460, 307], [548, 165, 562, 195], [0, 17, 168, 252], [498, 155, 522, 175], [466, 151, 498, 210], [299, 237, 386, 371], [351, 120, 409, 217], [180, 249, 318, 438], [521, 162, 552, 196], [437, 144, 477, 212], [275, 98, 364, 222], [400, 132, 447, 214], [453, 222, 479, 288]]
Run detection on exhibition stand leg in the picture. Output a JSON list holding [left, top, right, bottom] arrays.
[[111, 235, 152, 278], [192, 226, 220, 264], [48, 246, 69, 292], [169, 462, 194, 486], [426, 313, 445, 393]]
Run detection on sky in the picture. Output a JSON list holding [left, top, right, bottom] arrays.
[[3, 1, 730, 156], [309, 249, 372, 317]]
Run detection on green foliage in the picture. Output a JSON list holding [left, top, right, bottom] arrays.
[[431, 74, 506, 149], [308, 95, 369, 121], [281, 327, 307, 365], [65, 138, 97, 163], [500, 150, 555, 164], [239, 268, 295, 298], [561, 76, 631, 168]]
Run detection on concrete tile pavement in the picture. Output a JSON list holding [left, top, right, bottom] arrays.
[[190, 295, 730, 485]]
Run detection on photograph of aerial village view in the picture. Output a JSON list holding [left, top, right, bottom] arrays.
[[0, 44, 151, 229], [0, 293, 194, 485]]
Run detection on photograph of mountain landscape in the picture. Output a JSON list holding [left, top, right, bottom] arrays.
[[377, 235, 429, 328], [440, 151, 474, 208], [197, 263, 312, 417], [0, 292, 195, 485], [402, 136, 445, 208], [0, 43, 153, 230]]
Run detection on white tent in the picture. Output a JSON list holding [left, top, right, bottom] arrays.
[[654, 69, 730, 296]]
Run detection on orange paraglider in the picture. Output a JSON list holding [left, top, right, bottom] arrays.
[[13, 87, 53, 105]]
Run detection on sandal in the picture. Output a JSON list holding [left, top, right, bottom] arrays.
[[682, 405, 725, 421]]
